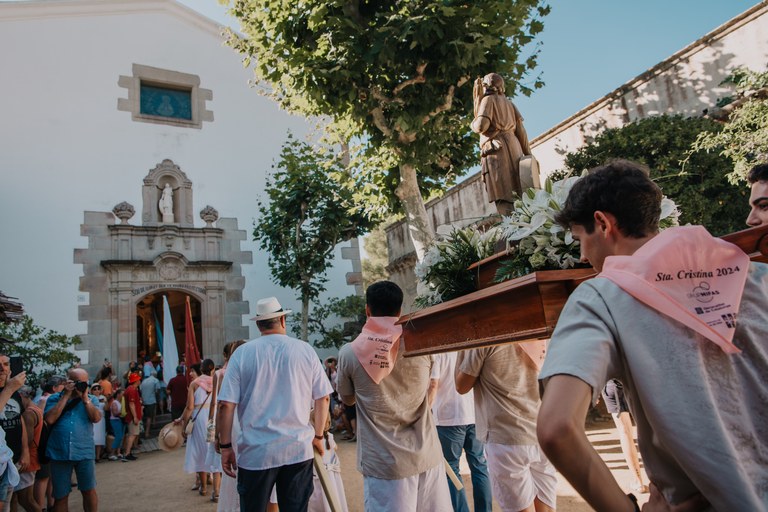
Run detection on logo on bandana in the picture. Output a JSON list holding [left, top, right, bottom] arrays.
[[688, 282, 719, 303]]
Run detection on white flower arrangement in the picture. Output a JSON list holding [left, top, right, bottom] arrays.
[[414, 174, 681, 308]]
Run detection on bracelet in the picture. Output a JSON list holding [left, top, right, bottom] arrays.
[[627, 493, 640, 512], [219, 442, 232, 449], [314, 434, 324, 440]]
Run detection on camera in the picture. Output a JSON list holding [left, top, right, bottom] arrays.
[[75, 381, 88, 393]]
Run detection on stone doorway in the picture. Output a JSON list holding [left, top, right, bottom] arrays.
[[135, 291, 202, 363]]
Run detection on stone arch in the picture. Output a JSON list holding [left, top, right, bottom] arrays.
[[135, 289, 203, 365], [141, 159, 194, 227]]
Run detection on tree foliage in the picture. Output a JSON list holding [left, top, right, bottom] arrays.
[[290, 295, 366, 350], [225, 0, 549, 258], [563, 115, 749, 236], [254, 135, 375, 339], [0, 316, 81, 390], [691, 67, 768, 183]]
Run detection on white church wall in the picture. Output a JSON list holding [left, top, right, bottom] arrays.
[[0, 0, 356, 342]]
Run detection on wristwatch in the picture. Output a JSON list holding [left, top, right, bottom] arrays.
[[314, 434, 324, 440], [219, 442, 232, 449]]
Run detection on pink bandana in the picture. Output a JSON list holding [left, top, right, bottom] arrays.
[[193, 374, 213, 393], [350, 317, 403, 384], [518, 339, 548, 371], [599, 226, 749, 354]]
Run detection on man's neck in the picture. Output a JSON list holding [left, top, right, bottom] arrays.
[[615, 232, 658, 257], [259, 328, 285, 336]]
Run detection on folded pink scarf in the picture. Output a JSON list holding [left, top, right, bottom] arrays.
[[350, 316, 403, 384], [599, 226, 749, 354]]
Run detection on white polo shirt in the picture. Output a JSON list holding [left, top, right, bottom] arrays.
[[430, 352, 475, 427], [218, 334, 332, 471]]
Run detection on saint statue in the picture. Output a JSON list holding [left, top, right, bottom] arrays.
[[471, 73, 533, 216], [159, 183, 174, 222]]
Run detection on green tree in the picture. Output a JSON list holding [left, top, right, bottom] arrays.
[[254, 135, 374, 340], [0, 316, 81, 390], [691, 67, 768, 182], [563, 115, 749, 236], [291, 295, 366, 349], [224, 0, 549, 261]]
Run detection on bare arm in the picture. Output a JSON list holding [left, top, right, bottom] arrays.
[[537, 375, 634, 511], [0, 373, 25, 412], [18, 416, 30, 471], [427, 378, 438, 407], [208, 372, 219, 422], [81, 394, 102, 423], [455, 371, 477, 395], [22, 407, 38, 444], [44, 381, 75, 425], [312, 396, 330, 456], [181, 382, 197, 424], [340, 394, 355, 407], [217, 401, 237, 478]]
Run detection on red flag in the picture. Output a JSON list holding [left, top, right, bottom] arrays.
[[185, 296, 201, 384]]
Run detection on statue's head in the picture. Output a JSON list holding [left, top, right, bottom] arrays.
[[482, 73, 505, 94]]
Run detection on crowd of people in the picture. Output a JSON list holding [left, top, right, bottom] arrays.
[[0, 161, 765, 512]]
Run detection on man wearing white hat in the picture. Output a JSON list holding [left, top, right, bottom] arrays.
[[217, 297, 332, 512]]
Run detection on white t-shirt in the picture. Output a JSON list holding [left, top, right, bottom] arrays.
[[217, 334, 333, 471], [540, 263, 768, 511], [430, 352, 475, 427]]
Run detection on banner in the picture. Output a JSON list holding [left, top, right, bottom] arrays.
[[162, 295, 179, 387]]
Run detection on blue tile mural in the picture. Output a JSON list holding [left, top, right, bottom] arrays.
[[140, 84, 192, 120]]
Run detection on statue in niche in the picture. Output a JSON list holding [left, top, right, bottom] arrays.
[[471, 73, 537, 216], [159, 183, 174, 223]]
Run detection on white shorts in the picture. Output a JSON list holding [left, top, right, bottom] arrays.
[[363, 464, 452, 512], [485, 443, 557, 511], [13, 471, 34, 492]]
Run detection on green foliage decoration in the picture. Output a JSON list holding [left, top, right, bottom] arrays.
[[564, 114, 749, 236], [413, 225, 500, 308], [0, 316, 81, 390]]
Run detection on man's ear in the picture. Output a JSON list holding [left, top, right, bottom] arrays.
[[593, 211, 617, 238], [365, 304, 371, 318]]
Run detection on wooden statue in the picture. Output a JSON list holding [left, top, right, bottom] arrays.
[[471, 73, 533, 216]]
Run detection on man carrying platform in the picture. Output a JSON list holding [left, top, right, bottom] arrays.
[[537, 160, 768, 511], [337, 281, 451, 512]]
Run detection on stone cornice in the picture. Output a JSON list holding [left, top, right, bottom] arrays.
[[101, 260, 232, 269]]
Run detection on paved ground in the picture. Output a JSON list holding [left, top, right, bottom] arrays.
[[67, 418, 649, 511]]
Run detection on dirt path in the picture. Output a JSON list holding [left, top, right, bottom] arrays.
[[68, 419, 648, 511]]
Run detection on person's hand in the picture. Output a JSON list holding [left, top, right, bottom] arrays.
[[18, 451, 29, 472], [312, 436, 325, 457], [133, 419, 140, 426], [63, 380, 75, 397], [221, 447, 237, 478], [642, 483, 709, 512], [6, 372, 26, 392]]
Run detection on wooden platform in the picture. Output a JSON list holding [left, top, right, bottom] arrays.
[[400, 224, 768, 356]]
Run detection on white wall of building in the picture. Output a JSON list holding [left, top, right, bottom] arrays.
[[0, 0, 355, 338]]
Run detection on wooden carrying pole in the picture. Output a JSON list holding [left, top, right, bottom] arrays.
[[313, 451, 343, 512], [445, 459, 464, 491]]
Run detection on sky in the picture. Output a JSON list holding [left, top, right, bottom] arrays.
[[177, 0, 761, 138]]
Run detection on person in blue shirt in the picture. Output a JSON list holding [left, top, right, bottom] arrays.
[[44, 368, 102, 512]]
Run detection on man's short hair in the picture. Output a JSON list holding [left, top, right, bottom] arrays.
[[366, 281, 404, 317], [18, 385, 34, 399], [150, 370, 157, 378], [555, 159, 662, 237], [747, 163, 768, 184], [256, 317, 281, 331], [176, 365, 184, 374]]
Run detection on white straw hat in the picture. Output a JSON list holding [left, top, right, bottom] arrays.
[[157, 422, 184, 452], [250, 297, 292, 321]]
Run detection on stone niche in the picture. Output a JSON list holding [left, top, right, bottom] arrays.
[[74, 160, 252, 376]]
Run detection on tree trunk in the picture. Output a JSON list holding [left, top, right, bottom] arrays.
[[301, 295, 309, 342], [395, 162, 435, 262]]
